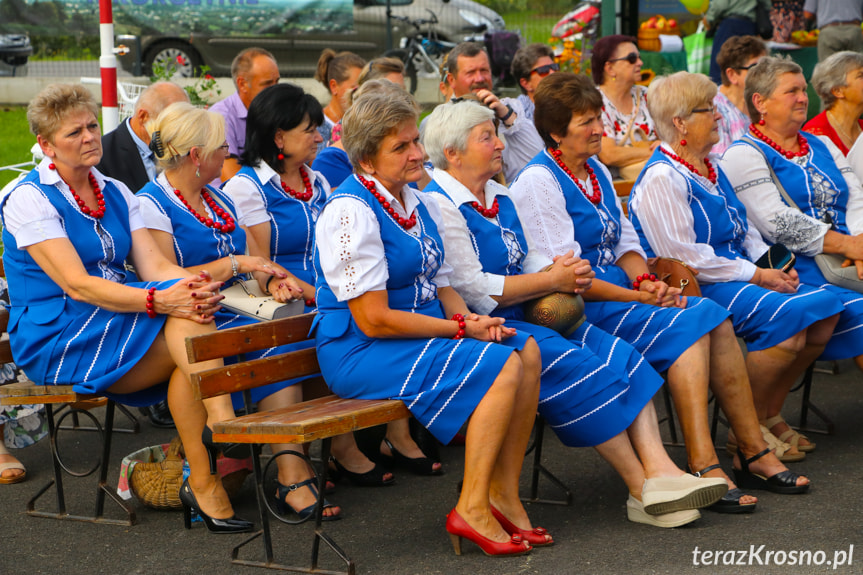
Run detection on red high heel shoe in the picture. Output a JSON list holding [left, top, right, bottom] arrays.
[[490, 505, 553, 547], [445, 508, 532, 557]]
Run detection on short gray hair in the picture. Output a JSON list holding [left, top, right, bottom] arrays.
[[647, 72, 717, 142], [341, 81, 418, 172], [133, 81, 189, 118], [422, 100, 494, 169], [811, 51, 863, 110], [744, 55, 803, 121]]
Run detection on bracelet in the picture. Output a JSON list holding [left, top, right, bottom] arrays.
[[632, 273, 657, 291], [265, 275, 277, 295], [145, 287, 157, 318], [228, 253, 239, 277], [500, 104, 514, 124], [451, 313, 467, 339]]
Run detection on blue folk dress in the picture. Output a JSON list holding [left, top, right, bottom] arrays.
[[138, 174, 305, 407], [729, 134, 863, 359], [630, 149, 843, 352], [314, 176, 526, 444], [0, 165, 179, 406], [525, 152, 729, 373], [424, 179, 664, 447], [228, 164, 326, 313]]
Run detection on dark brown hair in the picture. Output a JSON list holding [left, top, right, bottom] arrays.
[[534, 73, 602, 148], [716, 35, 767, 86], [315, 49, 366, 94], [590, 35, 637, 85]]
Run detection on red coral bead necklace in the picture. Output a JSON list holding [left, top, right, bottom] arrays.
[[357, 174, 417, 229], [749, 124, 809, 159], [280, 168, 314, 202], [49, 163, 105, 219], [173, 188, 236, 233], [471, 197, 499, 218], [549, 148, 602, 205], [659, 147, 717, 184]]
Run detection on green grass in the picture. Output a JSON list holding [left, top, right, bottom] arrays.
[[0, 107, 35, 190], [503, 12, 560, 45]]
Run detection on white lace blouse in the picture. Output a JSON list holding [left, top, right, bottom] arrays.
[[3, 159, 144, 248], [721, 139, 863, 256], [316, 175, 452, 302], [223, 161, 329, 228], [630, 145, 768, 283], [428, 170, 552, 315], [508, 158, 646, 267]]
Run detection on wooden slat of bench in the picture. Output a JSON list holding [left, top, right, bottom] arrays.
[[191, 347, 319, 400], [0, 381, 92, 405], [212, 395, 410, 444], [186, 313, 316, 363]]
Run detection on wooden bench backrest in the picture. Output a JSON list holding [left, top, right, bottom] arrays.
[[613, 179, 635, 216], [186, 312, 320, 401]]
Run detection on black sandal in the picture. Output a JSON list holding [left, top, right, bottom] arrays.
[[329, 456, 396, 487], [692, 464, 756, 514], [380, 438, 444, 476], [733, 448, 810, 495], [275, 477, 341, 521]]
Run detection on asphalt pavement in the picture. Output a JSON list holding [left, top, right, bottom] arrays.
[[2, 360, 862, 575]]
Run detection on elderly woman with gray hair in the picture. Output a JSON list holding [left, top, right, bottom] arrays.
[[722, 56, 863, 375], [804, 51, 863, 178], [422, 99, 728, 528], [630, 72, 845, 495], [313, 84, 542, 556]]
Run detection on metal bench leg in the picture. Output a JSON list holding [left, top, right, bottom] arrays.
[[27, 401, 135, 525], [229, 439, 355, 574], [794, 363, 835, 436], [658, 381, 684, 447], [521, 416, 572, 506]]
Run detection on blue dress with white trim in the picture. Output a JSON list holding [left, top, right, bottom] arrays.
[[314, 176, 525, 444], [525, 152, 730, 372], [138, 177, 307, 407], [630, 148, 843, 352], [424, 180, 663, 447], [728, 134, 863, 359], [1, 168, 178, 407]]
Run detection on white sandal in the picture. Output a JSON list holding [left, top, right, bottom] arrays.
[[0, 442, 26, 484]]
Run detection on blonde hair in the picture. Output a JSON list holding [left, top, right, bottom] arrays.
[[147, 102, 225, 171], [647, 72, 717, 142], [26, 83, 99, 141]]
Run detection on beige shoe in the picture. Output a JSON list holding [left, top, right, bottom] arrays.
[[626, 495, 700, 528], [641, 474, 727, 515], [764, 415, 816, 453], [726, 425, 806, 463]]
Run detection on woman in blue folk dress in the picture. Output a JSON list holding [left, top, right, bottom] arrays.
[[2, 84, 252, 533], [314, 83, 541, 557], [631, 71, 844, 463], [139, 101, 345, 522], [225, 83, 440, 482], [422, 100, 728, 527], [721, 57, 863, 376], [510, 73, 812, 506]]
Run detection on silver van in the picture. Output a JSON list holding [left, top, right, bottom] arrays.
[[116, 0, 504, 77]]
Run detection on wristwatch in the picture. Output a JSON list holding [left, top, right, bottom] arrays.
[[500, 104, 515, 127]]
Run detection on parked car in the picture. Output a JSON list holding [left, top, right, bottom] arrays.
[[0, 33, 31, 77], [116, 0, 504, 78]]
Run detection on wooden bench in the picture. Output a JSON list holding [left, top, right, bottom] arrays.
[[186, 311, 409, 574], [0, 261, 139, 525]]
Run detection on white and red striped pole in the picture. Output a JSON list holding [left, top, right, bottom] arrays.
[[99, 0, 119, 133]]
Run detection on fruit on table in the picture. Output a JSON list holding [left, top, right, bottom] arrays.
[[640, 15, 678, 30]]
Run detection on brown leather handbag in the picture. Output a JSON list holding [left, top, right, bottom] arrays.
[[647, 257, 702, 297]]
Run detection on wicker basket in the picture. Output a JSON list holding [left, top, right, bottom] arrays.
[[128, 437, 252, 510], [637, 28, 662, 52]]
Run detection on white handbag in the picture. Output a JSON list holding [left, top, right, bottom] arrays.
[[220, 277, 305, 321]]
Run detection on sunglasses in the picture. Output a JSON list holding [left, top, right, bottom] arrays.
[[530, 62, 560, 77], [608, 52, 640, 65]]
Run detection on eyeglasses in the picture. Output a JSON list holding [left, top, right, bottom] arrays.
[[735, 63, 759, 71], [690, 105, 716, 115], [218, 143, 230, 152], [608, 52, 640, 65], [530, 62, 560, 77]]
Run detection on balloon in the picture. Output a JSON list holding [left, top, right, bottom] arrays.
[[680, 0, 709, 15]]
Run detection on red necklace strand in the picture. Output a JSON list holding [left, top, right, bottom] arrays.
[[280, 169, 313, 202], [549, 148, 602, 205], [49, 163, 105, 219], [173, 188, 236, 233], [749, 124, 810, 159], [470, 197, 499, 218], [357, 175, 417, 229], [659, 147, 717, 184]]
